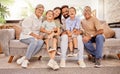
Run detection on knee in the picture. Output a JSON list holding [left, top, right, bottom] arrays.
[[38, 40, 44, 45], [84, 42, 89, 46], [77, 35, 82, 40], [61, 34, 68, 41], [29, 38, 36, 42], [96, 35, 104, 40]]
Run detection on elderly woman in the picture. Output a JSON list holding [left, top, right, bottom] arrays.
[[16, 4, 44, 68]]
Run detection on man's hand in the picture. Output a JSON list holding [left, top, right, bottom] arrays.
[[82, 35, 91, 43]]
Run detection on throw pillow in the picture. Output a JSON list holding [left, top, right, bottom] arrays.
[[101, 21, 115, 38]]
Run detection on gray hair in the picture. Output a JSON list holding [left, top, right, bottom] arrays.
[[35, 4, 44, 9]]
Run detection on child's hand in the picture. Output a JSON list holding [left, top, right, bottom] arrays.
[[48, 32, 54, 38], [68, 32, 72, 37], [74, 30, 82, 35], [47, 31, 52, 35], [53, 28, 57, 33], [73, 29, 77, 32]]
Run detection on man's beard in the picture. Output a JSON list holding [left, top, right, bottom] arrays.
[[63, 14, 69, 19]]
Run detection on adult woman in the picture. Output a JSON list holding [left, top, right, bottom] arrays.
[[53, 7, 62, 54], [16, 4, 44, 68]]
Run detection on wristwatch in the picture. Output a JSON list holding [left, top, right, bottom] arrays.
[[90, 34, 94, 37]]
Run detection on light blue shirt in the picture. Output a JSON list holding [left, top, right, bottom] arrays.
[[66, 17, 81, 31]]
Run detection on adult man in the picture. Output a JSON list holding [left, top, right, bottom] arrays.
[[60, 5, 86, 68], [81, 6, 105, 68], [60, 5, 69, 68], [16, 4, 44, 68]]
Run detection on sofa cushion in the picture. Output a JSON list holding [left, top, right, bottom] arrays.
[[10, 40, 28, 48], [104, 38, 120, 46]]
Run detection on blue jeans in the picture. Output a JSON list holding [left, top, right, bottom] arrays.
[[20, 38, 44, 60], [84, 35, 105, 59]]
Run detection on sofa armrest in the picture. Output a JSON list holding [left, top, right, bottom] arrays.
[[0, 29, 15, 55], [112, 28, 120, 39]]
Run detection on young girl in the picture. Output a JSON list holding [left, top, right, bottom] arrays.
[[40, 10, 59, 70]]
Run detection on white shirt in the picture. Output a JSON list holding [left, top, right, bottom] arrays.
[[20, 14, 43, 39]]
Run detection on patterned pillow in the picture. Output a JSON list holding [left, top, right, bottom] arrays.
[[11, 25, 22, 40]]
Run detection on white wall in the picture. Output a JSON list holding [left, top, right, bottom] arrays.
[[104, 0, 120, 23], [7, 0, 99, 20]]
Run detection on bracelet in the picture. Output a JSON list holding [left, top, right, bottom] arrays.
[[90, 34, 94, 37]]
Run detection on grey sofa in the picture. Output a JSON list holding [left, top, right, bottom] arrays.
[[0, 28, 120, 63], [0, 29, 46, 63]]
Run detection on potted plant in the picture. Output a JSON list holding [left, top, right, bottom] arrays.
[[0, 3, 9, 25], [0, 0, 14, 25]]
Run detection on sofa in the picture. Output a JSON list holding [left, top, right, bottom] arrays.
[[0, 23, 120, 63]]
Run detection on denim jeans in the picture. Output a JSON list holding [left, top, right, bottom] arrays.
[[84, 35, 105, 59], [20, 38, 44, 60]]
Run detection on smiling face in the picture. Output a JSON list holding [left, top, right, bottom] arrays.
[[35, 7, 44, 18], [83, 6, 92, 20], [46, 10, 54, 20], [69, 7, 76, 19], [53, 8, 61, 18], [62, 7, 69, 19]]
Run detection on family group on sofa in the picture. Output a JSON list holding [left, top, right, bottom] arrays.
[[16, 4, 106, 70]]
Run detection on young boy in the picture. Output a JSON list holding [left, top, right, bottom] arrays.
[[66, 7, 82, 57], [40, 10, 59, 70]]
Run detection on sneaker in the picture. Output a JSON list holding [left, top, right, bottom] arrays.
[[88, 55, 95, 63], [53, 60, 59, 70], [78, 61, 86, 68], [91, 57, 96, 63], [48, 47, 56, 53], [21, 60, 29, 68], [94, 59, 101, 68], [16, 56, 25, 65], [73, 53, 78, 57], [47, 59, 59, 70], [47, 59, 54, 68], [56, 51, 61, 55], [60, 59, 66, 67], [67, 52, 74, 57]]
